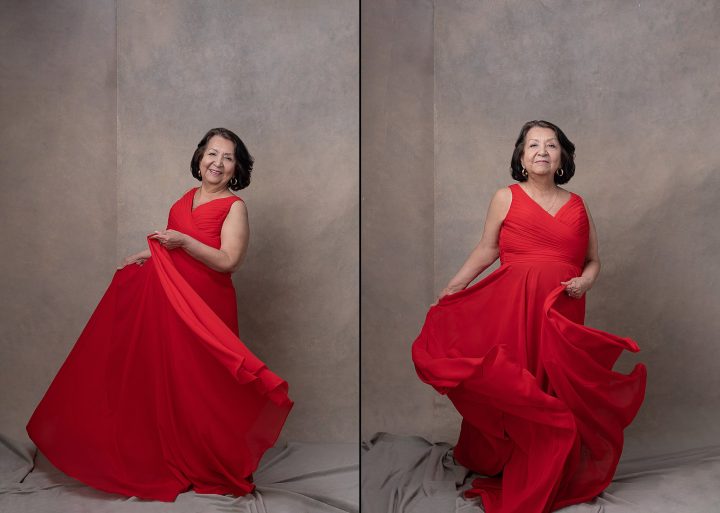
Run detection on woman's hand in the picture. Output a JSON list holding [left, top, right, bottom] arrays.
[[148, 229, 187, 250], [118, 249, 151, 269], [432, 284, 465, 306], [561, 276, 593, 299]]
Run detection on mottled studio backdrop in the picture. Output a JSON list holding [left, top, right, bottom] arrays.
[[362, 0, 720, 460], [1, 0, 358, 443]]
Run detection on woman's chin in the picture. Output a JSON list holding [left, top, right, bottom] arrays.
[[203, 176, 228, 187], [529, 169, 553, 178]]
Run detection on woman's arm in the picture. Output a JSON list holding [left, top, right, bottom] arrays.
[[561, 199, 600, 298], [436, 187, 511, 302], [150, 200, 250, 273]]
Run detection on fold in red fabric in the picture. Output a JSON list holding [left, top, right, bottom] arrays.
[[27, 188, 293, 501], [412, 184, 646, 513]]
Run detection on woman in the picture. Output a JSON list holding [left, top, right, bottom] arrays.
[[27, 128, 293, 501], [412, 120, 646, 513]]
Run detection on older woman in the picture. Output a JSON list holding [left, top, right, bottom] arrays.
[[412, 120, 646, 513], [27, 128, 293, 502]]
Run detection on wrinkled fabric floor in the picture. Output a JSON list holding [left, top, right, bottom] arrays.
[[0, 434, 357, 513], [361, 432, 720, 513]]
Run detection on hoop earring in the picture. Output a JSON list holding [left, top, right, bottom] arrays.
[[229, 176, 238, 188], [521, 167, 528, 177], [556, 168, 564, 177]]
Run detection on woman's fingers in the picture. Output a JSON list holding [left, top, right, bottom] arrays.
[[149, 231, 169, 245], [150, 230, 185, 247], [564, 279, 579, 297], [561, 278, 582, 298], [564, 279, 587, 298]]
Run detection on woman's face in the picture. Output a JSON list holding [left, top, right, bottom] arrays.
[[199, 135, 237, 188], [520, 126, 562, 179]]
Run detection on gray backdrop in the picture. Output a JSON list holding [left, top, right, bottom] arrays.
[[1, 0, 358, 444], [362, 0, 720, 460]]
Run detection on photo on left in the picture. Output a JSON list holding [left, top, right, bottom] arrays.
[[0, 1, 358, 512]]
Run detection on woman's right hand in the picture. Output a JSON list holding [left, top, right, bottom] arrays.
[[118, 250, 151, 270], [432, 284, 465, 306]]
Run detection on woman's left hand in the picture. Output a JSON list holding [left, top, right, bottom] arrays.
[[148, 229, 187, 250], [560, 276, 592, 299]]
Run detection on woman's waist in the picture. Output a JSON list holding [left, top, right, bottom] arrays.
[[500, 250, 583, 268], [499, 257, 582, 274]]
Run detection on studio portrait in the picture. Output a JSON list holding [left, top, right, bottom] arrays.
[[0, 1, 358, 512], [3, 1, 720, 512], [361, 1, 720, 512]]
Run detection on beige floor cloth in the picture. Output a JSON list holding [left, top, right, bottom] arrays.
[[0, 434, 358, 513], [361, 432, 720, 513]]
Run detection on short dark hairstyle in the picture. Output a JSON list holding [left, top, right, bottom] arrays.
[[510, 120, 575, 185], [191, 128, 254, 191]]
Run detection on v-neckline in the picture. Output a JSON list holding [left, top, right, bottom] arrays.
[[515, 183, 576, 219], [190, 187, 236, 213]]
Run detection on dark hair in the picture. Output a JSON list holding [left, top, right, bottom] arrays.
[[510, 120, 575, 185], [191, 128, 254, 191]]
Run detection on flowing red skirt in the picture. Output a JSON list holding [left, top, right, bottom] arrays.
[[413, 260, 646, 512], [27, 238, 292, 501]]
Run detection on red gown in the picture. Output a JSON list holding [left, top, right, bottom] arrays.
[[27, 187, 293, 501], [412, 184, 646, 513]]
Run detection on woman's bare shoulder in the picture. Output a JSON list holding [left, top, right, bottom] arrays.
[[493, 185, 513, 201], [492, 185, 513, 208], [227, 196, 247, 215], [486, 186, 513, 220]]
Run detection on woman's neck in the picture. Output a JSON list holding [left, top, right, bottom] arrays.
[[524, 175, 557, 194], [199, 183, 230, 196]]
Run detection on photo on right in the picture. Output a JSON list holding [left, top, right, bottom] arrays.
[[361, 1, 720, 512]]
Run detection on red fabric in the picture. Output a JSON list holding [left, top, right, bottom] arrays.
[[27, 188, 293, 501], [412, 184, 646, 513]]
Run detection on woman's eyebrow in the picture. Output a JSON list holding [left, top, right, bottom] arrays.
[[209, 147, 233, 155]]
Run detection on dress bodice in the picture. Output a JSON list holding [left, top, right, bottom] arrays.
[[167, 188, 243, 249], [164, 187, 244, 319], [499, 184, 589, 269]]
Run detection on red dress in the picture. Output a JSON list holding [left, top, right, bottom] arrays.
[[412, 184, 646, 513], [27, 188, 293, 501]]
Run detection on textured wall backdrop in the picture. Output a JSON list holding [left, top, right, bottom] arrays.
[[1, 0, 358, 444], [362, 0, 720, 459], [0, 0, 118, 442], [361, 0, 436, 439]]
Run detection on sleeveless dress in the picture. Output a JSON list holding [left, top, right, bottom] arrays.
[[26, 187, 293, 501], [412, 184, 646, 513]]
